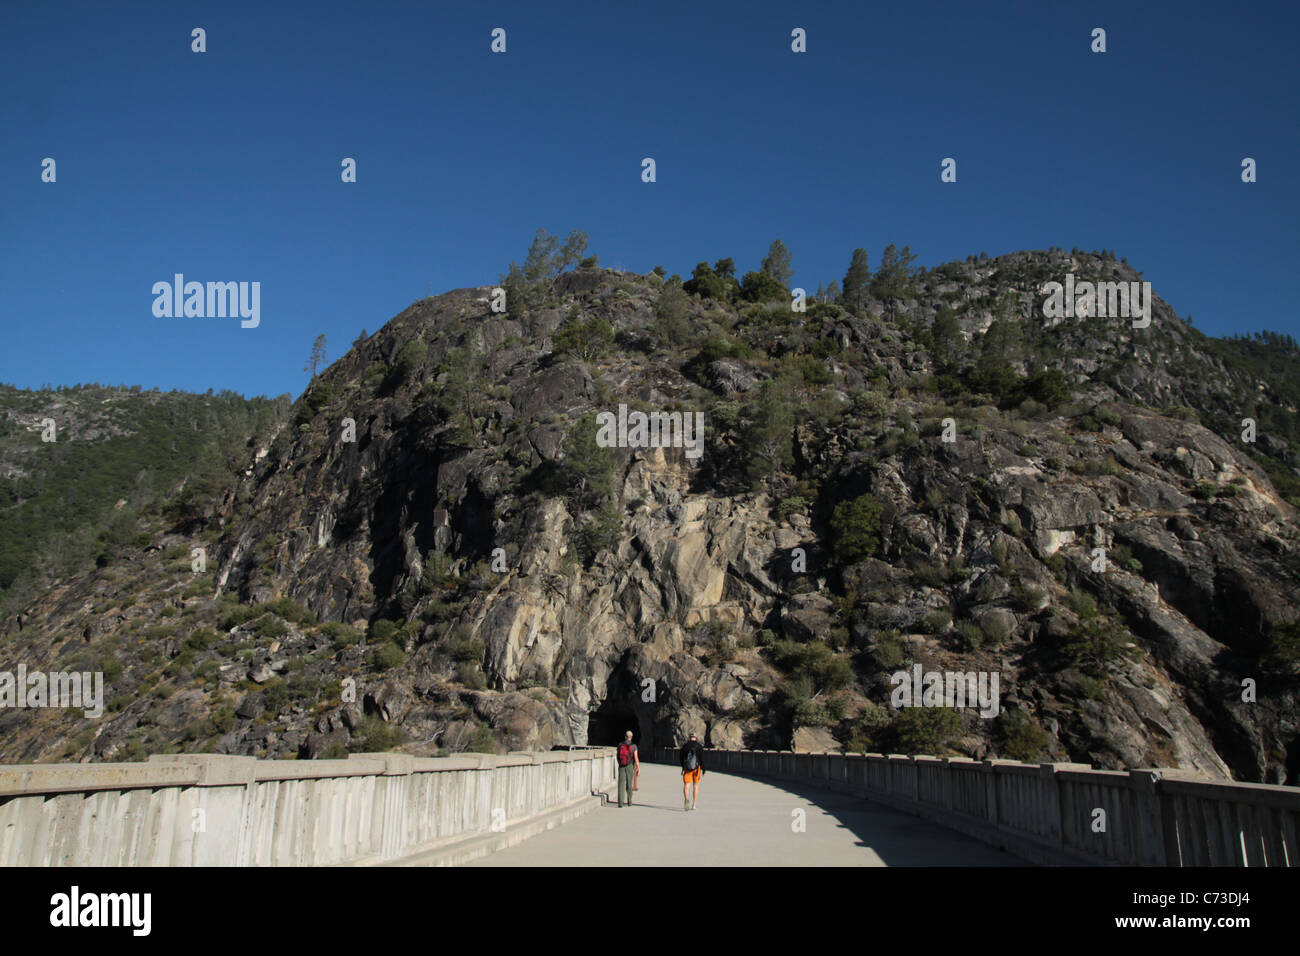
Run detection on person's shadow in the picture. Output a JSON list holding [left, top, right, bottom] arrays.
[[602, 802, 683, 812]]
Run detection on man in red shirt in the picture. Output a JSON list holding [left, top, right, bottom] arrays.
[[616, 730, 640, 807]]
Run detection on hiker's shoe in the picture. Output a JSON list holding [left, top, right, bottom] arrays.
[[684, 796, 690, 810]]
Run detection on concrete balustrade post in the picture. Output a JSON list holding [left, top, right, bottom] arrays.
[[147, 754, 258, 866], [886, 755, 917, 803], [1126, 769, 1172, 866], [981, 759, 999, 829], [1036, 762, 1092, 853], [509, 752, 543, 819], [352, 752, 414, 861], [827, 752, 845, 787]]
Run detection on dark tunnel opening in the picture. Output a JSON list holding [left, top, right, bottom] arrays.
[[587, 663, 653, 749], [587, 694, 642, 747]]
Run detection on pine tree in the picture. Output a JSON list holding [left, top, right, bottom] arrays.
[[523, 229, 559, 283], [842, 248, 870, 313], [931, 307, 961, 367], [871, 244, 918, 321], [304, 335, 327, 380], [654, 281, 692, 345], [522, 229, 589, 289], [683, 262, 726, 301], [438, 339, 486, 446], [760, 239, 794, 287], [744, 381, 795, 488], [501, 262, 532, 319], [978, 317, 1024, 370]]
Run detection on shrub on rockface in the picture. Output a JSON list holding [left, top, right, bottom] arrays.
[[352, 715, 403, 752], [830, 492, 884, 564], [322, 622, 361, 649], [653, 283, 692, 346], [891, 707, 960, 755], [1266, 621, 1300, 667], [393, 340, 427, 383], [767, 639, 853, 693], [842, 701, 892, 753], [466, 723, 498, 753], [954, 619, 984, 650], [997, 709, 1049, 762], [260, 597, 315, 626], [261, 678, 289, 715], [251, 615, 288, 639], [553, 314, 614, 361], [1024, 368, 1072, 409], [575, 504, 623, 562], [292, 382, 338, 427], [1061, 617, 1140, 680], [869, 631, 905, 670], [739, 269, 787, 303], [444, 626, 484, 664], [370, 642, 405, 672]]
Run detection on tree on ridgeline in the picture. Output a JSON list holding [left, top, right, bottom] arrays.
[[760, 239, 794, 288], [654, 278, 692, 346], [740, 270, 788, 303], [683, 262, 728, 301], [304, 335, 327, 381], [870, 244, 918, 322], [524, 228, 590, 289], [842, 248, 870, 313]]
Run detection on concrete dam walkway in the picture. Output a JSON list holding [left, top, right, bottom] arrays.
[[466, 763, 1020, 866]]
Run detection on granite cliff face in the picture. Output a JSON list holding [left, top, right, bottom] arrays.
[[3, 250, 1298, 783]]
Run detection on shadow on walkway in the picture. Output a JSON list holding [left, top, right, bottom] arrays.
[[748, 774, 1023, 866]]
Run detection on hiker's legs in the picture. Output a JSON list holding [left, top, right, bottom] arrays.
[[690, 774, 701, 808], [618, 765, 633, 806], [683, 774, 690, 809]]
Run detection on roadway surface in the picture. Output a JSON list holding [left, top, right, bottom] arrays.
[[465, 762, 1023, 866]]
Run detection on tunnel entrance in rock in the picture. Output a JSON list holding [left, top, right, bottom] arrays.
[[587, 694, 641, 747], [587, 661, 651, 748]]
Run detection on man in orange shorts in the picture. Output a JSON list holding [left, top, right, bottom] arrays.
[[680, 733, 705, 811]]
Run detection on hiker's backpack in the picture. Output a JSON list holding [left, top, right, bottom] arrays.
[[684, 747, 698, 771], [617, 742, 634, 766]]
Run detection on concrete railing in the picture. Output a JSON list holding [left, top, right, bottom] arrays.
[[0, 749, 615, 867], [656, 748, 1300, 866]]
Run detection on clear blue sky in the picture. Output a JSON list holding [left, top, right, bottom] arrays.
[[2, 0, 1296, 400]]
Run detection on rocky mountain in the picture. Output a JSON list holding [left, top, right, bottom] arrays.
[[3, 247, 1298, 784], [0, 384, 289, 614]]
